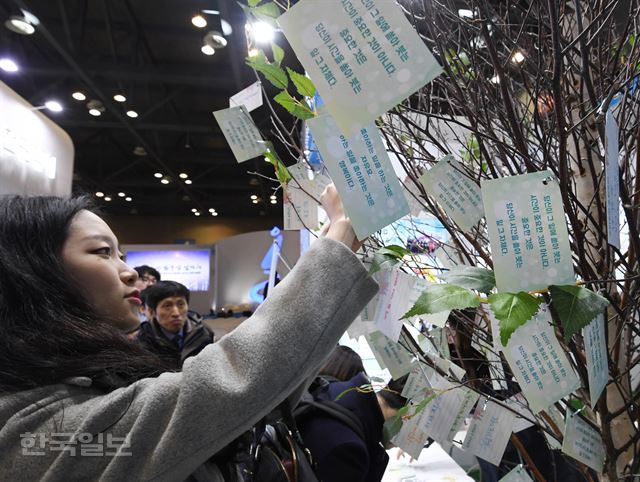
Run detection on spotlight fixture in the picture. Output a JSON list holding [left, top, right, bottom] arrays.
[[88, 109, 102, 116], [270, 194, 277, 200], [44, 100, 63, 112], [117, 192, 125, 197], [126, 110, 138, 118], [113, 94, 126, 102], [270, 199, 277, 204], [201, 44, 215, 56], [95, 191, 104, 197], [250, 194, 258, 200], [184, 179, 193, 185], [194, 211, 201, 216], [252, 199, 259, 204], [212, 212, 218, 216], [179, 173, 189, 179], [104, 196, 112, 201], [0, 58, 19, 72], [208, 208, 216, 213], [4, 15, 35, 35], [191, 14, 207, 28], [204, 30, 227, 49], [249, 22, 275, 44], [160, 178, 170, 185], [191, 208, 198, 213], [154, 172, 163, 178], [511, 50, 525, 64], [125, 197, 132, 202], [72, 91, 86, 101]]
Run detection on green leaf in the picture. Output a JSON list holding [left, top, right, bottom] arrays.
[[412, 392, 437, 415], [248, 0, 261, 6], [273, 91, 315, 120], [245, 51, 288, 90], [488, 292, 542, 346], [439, 266, 495, 293], [271, 42, 285, 65], [287, 68, 316, 97], [401, 284, 480, 319], [549, 284, 609, 341], [264, 143, 292, 185], [251, 2, 280, 25], [382, 405, 409, 447], [369, 245, 411, 275]]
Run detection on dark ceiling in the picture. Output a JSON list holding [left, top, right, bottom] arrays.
[[0, 0, 287, 217]]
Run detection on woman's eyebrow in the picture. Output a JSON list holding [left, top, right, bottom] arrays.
[[81, 234, 117, 247]]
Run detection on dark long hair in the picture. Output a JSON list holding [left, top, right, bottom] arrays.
[[0, 195, 173, 393]]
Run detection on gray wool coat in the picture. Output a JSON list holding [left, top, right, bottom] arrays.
[[0, 238, 378, 481]]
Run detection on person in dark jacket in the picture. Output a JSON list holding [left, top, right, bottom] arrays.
[[297, 346, 407, 482], [137, 280, 214, 368]]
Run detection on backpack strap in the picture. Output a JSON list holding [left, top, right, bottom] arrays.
[[295, 399, 366, 441]]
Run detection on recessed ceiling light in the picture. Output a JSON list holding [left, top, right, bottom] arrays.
[[208, 208, 215, 213], [179, 173, 188, 179], [185, 179, 193, 185], [126, 110, 138, 118], [160, 178, 170, 184], [88, 108, 101, 116], [125, 197, 132, 202], [270, 194, 277, 200], [212, 212, 218, 216], [44, 100, 63, 112], [191, 208, 198, 213], [5, 16, 35, 35], [154, 172, 163, 178], [72, 91, 86, 101], [0, 58, 19, 72], [511, 51, 525, 64], [104, 196, 112, 201], [201, 44, 215, 56], [252, 199, 259, 204], [250, 194, 258, 200], [113, 94, 126, 102], [194, 211, 201, 216], [95, 191, 104, 197], [192, 14, 207, 28], [117, 192, 125, 197], [271, 199, 277, 204]]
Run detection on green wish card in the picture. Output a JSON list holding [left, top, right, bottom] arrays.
[[482, 171, 575, 292], [278, 0, 442, 135], [213, 106, 266, 163], [307, 114, 409, 240]]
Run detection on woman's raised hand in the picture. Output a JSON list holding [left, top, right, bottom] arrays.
[[319, 184, 362, 253]]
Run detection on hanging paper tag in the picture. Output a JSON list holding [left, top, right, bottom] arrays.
[[501, 305, 580, 413], [229, 81, 263, 112], [498, 465, 535, 482], [373, 269, 415, 341], [307, 115, 409, 240], [212, 106, 266, 163], [503, 393, 535, 433], [401, 361, 431, 400], [463, 397, 517, 466], [562, 412, 605, 473], [283, 182, 319, 231], [605, 109, 620, 249], [278, 0, 442, 135], [482, 171, 575, 292], [391, 399, 433, 459], [365, 331, 412, 379], [583, 313, 609, 407], [287, 163, 332, 200], [419, 155, 484, 231]]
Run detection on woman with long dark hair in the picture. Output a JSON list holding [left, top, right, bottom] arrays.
[[0, 187, 377, 480]]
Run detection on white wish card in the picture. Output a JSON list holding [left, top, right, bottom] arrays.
[[401, 361, 431, 400], [287, 163, 332, 200], [419, 156, 484, 231], [373, 268, 415, 342], [482, 171, 575, 292], [391, 399, 432, 459], [278, 0, 442, 135], [503, 393, 535, 433], [501, 305, 581, 413], [463, 397, 517, 466], [307, 115, 409, 240], [605, 109, 620, 249], [562, 413, 605, 473], [583, 313, 609, 407], [365, 331, 412, 379], [283, 182, 319, 231], [229, 81, 263, 112], [499, 465, 535, 482], [213, 106, 266, 163]]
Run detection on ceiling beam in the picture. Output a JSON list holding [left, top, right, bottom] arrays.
[[55, 119, 215, 133]]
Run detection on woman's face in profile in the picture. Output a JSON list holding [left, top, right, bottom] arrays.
[[61, 210, 142, 331]]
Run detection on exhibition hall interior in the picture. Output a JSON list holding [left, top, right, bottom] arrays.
[[1, 0, 639, 481]]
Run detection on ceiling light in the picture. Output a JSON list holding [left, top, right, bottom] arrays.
[[270, 194, 277, 200], [125, 197, 132, 202], [88, 108, 101, 116], [250, 22, 275, 44], [192, 14, 207, 28], [160, 178, 170, 185], [72, 91, 86, 101], [201, 44, 215, 56], [44, 100, 63, 112], [104, 196, 112, 201], [270, 199, 277, 204], [252, 199, 259, 204], [191, 208, 198, 213], [220, 19, 232, 36], [490, 75, 500, 84], [154, 172, 163, 178], [95, 191, 104, 197], [0, 58, 19, 72], [208, 208, 215, 213], [5, 16, 35, 35], [250, 194, 258, 200], [117, 192, 125, 197], [212, 211, 218, 216], [511, 51, 525, 64], [184, 179, 193, 185], [126, 110, 138, 118], [204, 30, 227, 49], [113, 94, 126, 102], [179, 173, 188, 179], [194, 211, 201, 216]]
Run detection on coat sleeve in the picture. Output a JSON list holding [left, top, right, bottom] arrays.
[[49, 237, 378, 481]]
